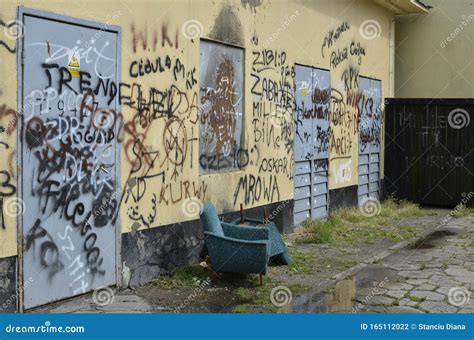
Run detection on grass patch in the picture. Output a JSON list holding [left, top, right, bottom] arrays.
[[383, 225, 418, 242], [236, 287, 253, 301], [286, 249, 317, 275], [297, 199, 423, 245], [232, 304, 251, 313], [232, 281, 309, 313], [151, 264, 210, 289], [288, 283, 310, 295], [232, 281, 277, 313], [300, 218, 343, 244], [286, 248, 356, 275], [452, 204, 474, 218]]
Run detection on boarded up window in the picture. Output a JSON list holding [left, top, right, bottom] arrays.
[[199, 40, 244, 174]]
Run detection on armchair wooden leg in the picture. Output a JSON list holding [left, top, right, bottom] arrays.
[[259, 274, 263, 286]]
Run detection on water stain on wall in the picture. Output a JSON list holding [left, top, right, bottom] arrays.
[[209, 5, 244, 46]]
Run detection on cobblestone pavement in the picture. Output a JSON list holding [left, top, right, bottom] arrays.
[[353, 215, 474, 313]]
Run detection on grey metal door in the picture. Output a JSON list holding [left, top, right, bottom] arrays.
[[358, 77, 382, 204], [294, 65, 330, 225], [19, 9, 120, 309]]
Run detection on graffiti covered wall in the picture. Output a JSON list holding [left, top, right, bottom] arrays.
[[0, 11, 20, 258], [0, 0, 393, 309]]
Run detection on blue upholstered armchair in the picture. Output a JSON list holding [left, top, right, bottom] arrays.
[[200, 202, 270, 275], [230, 217, 291, 266]]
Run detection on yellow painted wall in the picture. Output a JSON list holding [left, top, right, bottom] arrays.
[[0, 0, 393, 259], [395, 0, 474, 98]]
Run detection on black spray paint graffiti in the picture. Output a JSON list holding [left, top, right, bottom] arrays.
[[251, 49, 295, 155], [231, 48, 294, 206], [329, 88, 356, 159], [233, 174, 280, 206], [22, 38, 121, 293], [129, 55, 197, 91], [321, 21, 350, 58], [295, 83, 331, 159], [25, 219, 64, 279], [0, 19, 21, 53], [359, 88, 382, 151], [0, 171, 16, 230], [330, 42, 366, 69], [0, 104, 18, 231], [119, 29, 204, 229]]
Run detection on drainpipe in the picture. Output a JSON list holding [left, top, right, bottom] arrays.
[[389, 18, 395, 98]]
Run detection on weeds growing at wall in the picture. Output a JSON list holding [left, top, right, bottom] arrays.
[[151, 264, 211, 289], [298, 199, 423, 245], [452, 204, 474, 218]]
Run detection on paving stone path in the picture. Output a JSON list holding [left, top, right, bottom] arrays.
[[355, 215, 474, 313]]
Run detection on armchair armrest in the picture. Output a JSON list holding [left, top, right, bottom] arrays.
[[203, 232, 269, 274], [221, 222, 269, 241]]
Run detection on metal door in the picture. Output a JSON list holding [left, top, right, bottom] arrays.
[[294, 65, 330, 225], [19, 8, 121, 309], [385, 98, 473, 207], [358, 77, 382, 204]]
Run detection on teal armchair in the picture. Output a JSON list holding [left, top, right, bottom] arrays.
[[200, 202, 270, 275], [231, 217, 291, 265]]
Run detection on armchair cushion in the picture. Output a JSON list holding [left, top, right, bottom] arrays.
[[200, 202, 224, 236], [221, 222, 269, 241], [204, 231, 269, 274]]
